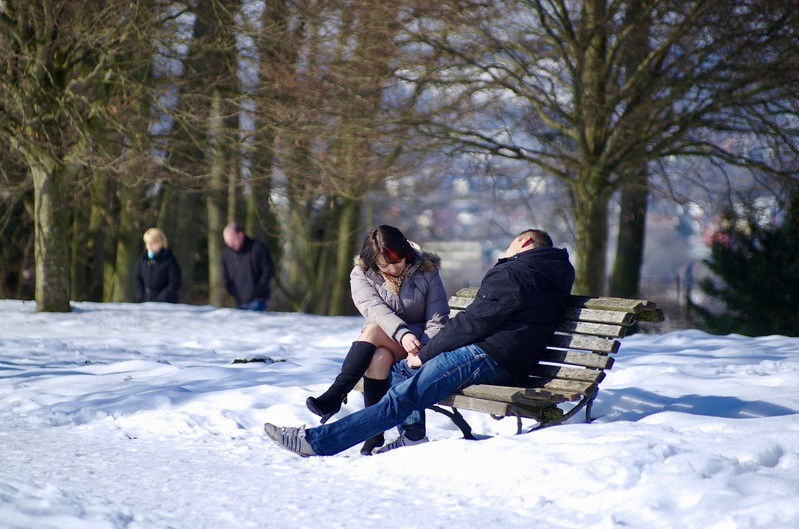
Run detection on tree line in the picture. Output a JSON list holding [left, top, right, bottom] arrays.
[[1, 0, 797, 315]]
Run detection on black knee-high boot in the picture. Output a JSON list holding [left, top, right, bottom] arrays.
[[306, 341, 377, 424], [360, 376, 390, 455]]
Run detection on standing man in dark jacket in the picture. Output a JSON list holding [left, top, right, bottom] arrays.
[[222, 223, 274, 311], [264, 228, 575, 456]]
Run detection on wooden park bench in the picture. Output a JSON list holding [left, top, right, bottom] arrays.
[[357, 287, 664, 439]]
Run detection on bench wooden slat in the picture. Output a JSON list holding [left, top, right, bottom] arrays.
[[530, 365, 605, 384], [361, 378, 583, 405], [516, 387, 582, 402], [561, 307, 637, 326], [547, 334, 620, 354], [454, 289, 656, 313], [453, 287, 480, 298], [437, 393, 565, 421], [539, 349, 615, 369], [556, 319, 628, 338], [566, 295, 655, 313], [529, 377, 596, 396], [436, 394, 525, 416], [452, 297, 663, 326], [458, 383, 582, 403], [451, 301, 647, 327], [637, 308, 665, 323], [458, 384, 549, 402], [447, 296, 478, 310]]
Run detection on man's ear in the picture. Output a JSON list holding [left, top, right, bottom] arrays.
[[520, 235, 534, 249]]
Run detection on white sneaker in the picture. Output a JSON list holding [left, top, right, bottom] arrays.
[[373, 434, 429, 454], [264, 423, 317, 457]]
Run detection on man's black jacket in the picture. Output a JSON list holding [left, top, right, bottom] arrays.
[[222, 237, 274, 305], [419, 246, 575, 383]]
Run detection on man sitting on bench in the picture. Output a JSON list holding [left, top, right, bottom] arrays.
[[264, 228, 575, 456]]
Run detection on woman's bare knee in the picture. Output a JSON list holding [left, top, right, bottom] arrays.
[[365, 347, 394, 379], [358, 323, 383, 343]]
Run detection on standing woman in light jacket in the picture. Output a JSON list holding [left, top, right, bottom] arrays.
[[134, 227, 182, 303], [306, 225, 449, 454]]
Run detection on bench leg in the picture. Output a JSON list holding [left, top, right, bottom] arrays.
[[585, 394, 595, 423], [430, 405, 476, 440]]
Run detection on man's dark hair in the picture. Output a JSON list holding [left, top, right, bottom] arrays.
[[516, 229, 553, 248]]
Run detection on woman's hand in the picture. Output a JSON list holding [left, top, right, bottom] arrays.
[[401, 333, 422, 355]]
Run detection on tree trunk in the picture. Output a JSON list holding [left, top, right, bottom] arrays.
[[609, 0, 651, 300], [159, 186, 202, 303], [70, 187, 90, 301], [245, 170, 281, 308], [101, 176, 120, 302], [31, 162, 72, 312], [610, 173, 648, 298], [283, 201, 314, 311], [570, 1, 610, 296], [328, 198, 360, 315], [227, 152, 238, 225], [207, 90, 227, 307], [246, 169, 280, 271], [110, 181, 142, 302], [86, 170, 109, 300], [572, 170, 610, 295], [245, 129, 280, 267]]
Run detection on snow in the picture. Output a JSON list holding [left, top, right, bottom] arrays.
[[1, 299, 798, 529]]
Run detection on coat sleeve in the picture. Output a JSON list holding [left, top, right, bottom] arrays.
[[221, 251, 235, 298], [156, 256, 182, 303], [421, 269, 450, 342], [254, 242, 274, 299], [418, 266, 519, 363], [350, 266, 409, 341]]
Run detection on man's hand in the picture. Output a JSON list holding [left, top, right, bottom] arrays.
[[405, 353, 422, 369], [401, 333, 422, 355]]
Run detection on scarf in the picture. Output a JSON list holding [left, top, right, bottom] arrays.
[[380, 265, 411, 295]]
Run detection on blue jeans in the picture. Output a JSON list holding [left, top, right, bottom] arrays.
[[304, 344, 511, 455], [390, 360, 426, 440]]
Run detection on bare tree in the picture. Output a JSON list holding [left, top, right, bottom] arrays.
[[608, 0, 651, 298], [400, 0, 799, 295], [153, 0, 242, 306], [248, 0, 424, 314], [1, 0, 445, 312], [0, 1, 159, 311]]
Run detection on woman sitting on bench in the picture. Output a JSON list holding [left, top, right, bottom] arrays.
[[305, 225, 449, 454]]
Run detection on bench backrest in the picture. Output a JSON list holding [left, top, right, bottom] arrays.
[[447, 288, 664, 403]]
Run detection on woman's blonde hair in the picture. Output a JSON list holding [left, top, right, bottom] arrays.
[[143, 227, 169, 248]]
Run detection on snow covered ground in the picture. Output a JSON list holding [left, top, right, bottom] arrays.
[[1, 299, 798, 529]]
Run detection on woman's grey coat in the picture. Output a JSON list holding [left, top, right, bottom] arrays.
[[350, 248, 449, 345]]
